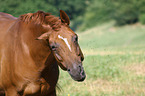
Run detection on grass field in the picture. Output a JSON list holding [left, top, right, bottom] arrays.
[[57, 22, 145, 96]]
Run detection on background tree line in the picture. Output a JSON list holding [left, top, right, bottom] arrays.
[[1, 0, 145, 31]]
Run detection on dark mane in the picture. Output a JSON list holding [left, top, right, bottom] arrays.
[[20, 11, 61, 30]]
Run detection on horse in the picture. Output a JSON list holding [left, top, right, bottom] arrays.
[[0, 10, 86, 96]]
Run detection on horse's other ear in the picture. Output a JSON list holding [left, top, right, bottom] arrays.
[[36, 32, 49, 40], [60, 10, 70, 25]]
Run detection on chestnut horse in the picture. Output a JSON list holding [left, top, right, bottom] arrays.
[[0, 10, 86, 96]]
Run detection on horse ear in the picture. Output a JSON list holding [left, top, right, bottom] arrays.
[[36, 32, 49, 40], [60, 10, 70, 25]]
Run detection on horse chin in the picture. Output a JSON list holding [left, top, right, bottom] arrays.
[[68, 72, 86, 82]]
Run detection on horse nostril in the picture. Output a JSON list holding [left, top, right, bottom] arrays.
[[67, 69, 70, 72], [79, 65, 81, 72]]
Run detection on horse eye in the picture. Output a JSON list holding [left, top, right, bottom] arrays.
[[51, 45, 56, 51], [52, 46, 55, 49]]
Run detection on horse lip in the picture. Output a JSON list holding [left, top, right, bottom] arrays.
[[72, 73, 86, 82], [77, 76, 86, 82]]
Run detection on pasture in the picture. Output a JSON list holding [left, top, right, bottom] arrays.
[[57, 22, 145, 96]]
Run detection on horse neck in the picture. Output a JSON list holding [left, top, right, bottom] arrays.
[[18, 22, 52, 69]]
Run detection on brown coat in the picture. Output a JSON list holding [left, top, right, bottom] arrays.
[[0, 12, 59, 96]]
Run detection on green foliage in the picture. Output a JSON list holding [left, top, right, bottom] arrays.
[[139, 14, 145, 24], [79, 0, 145, 31], [79, 0, 113, 31], [0, 0, 87, 19], [111, 0, 139, 25]]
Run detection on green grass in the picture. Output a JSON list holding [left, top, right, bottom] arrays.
[[57, 22, 145, 96]]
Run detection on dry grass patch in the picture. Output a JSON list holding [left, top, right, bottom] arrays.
[[83, 50, 145, 56], [120, 80, 145, 95], [83, 78, 145, 95], [87, 79, 120, 93], [125, 63, 145, 76]]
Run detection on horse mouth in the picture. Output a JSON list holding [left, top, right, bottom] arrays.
[[69, 70, 86, 82], [67, 65, 86, 82], [76, 73, 86, 82], [77, 76, 86, 81]]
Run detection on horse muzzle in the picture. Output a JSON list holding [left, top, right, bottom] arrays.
[[67, 64, 86, 82]]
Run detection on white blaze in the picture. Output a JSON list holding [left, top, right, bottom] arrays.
[[58, 35, 72, 51]]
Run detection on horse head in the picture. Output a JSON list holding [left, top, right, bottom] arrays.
[[37, 10, 86, 82]]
